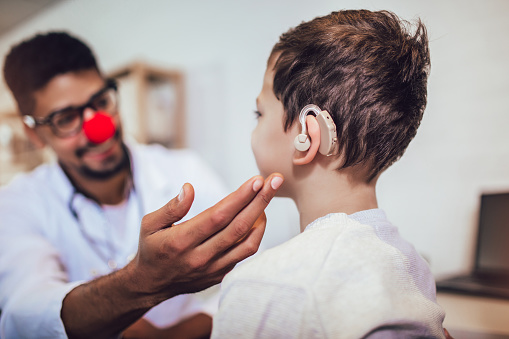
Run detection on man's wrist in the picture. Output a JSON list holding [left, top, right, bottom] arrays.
[[62, 263, 165, 339], [120, 260, 173, 309]]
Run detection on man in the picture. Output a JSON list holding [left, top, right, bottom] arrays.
[[0, 31, 283, 339]]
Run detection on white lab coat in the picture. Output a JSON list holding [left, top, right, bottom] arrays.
[[0, 142, 228, 338]]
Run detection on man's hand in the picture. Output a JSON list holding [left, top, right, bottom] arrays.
[[128, 173, 284, 300], [62, 173, 283, 339]]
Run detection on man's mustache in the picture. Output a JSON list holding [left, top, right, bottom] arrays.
[[75, 129, 121, 158]]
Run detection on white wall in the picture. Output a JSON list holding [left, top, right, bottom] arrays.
[[1, 0, 508, 278]]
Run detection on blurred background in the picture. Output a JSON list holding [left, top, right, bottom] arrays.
[[0, 0, 508, 285]]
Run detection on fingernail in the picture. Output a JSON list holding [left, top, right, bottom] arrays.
[[271, 176, 283, 190], [178, 186, 185, 202], [252, 178, 263, 192]]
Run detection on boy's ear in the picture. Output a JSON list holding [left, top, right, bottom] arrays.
[[293, 115, 320, 165], [23, 123, 46, 149]]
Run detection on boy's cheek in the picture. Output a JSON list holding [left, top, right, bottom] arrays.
[[251, 132, 269, 176], [250, 138, 263, 170], [250, 128, 262, 158]]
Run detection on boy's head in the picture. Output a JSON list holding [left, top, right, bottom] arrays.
[[3, 31, 100, 116], [256, 9, 430, 182]]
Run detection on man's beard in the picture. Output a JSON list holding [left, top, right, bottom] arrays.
[[78, 146, 130, 180], [74, 130, 130, 180]]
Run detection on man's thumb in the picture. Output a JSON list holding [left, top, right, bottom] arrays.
[[140, 183, 195, 235]]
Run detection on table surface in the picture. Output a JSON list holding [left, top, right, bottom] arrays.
[[437, 292, 509, 336]]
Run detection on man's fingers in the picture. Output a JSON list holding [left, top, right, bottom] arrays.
[[170, 175, 267, 248], [140, 183, 195, 235], [198, 173, 282, 258], [206, 212, 267, 274], [218, 173, 281, 245]]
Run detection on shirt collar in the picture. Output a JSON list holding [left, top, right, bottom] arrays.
[[304, 209, 387, 232]]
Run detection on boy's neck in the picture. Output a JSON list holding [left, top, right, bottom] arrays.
[[292, 166, 378, 232]]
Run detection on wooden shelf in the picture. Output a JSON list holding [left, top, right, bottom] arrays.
[[108, 62, 186, 148]]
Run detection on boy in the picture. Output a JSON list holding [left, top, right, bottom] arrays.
[[212, 9, 446, 338]]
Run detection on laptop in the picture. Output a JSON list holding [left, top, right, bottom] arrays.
[[436, 192, 509, 299]]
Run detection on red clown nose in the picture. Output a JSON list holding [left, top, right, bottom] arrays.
[[82, 111, 116, 144]]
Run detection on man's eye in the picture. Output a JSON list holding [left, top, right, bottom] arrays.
[[54, 111, 80, 127], [94, 96, 110, 109]]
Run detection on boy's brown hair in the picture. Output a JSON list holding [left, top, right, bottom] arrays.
[[271, 10, 430, 180]]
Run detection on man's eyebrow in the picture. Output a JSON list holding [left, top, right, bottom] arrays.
[[45, 84, 107, 116]]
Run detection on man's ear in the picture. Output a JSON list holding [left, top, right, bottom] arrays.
[[23, 123, 46, 149], [293, 115, 320, 165]]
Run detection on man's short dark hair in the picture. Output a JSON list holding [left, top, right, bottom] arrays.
[[3, 31, 100, 115], [271, 9, 430, 180]]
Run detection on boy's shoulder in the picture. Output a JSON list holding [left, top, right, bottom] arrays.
[[223, 213, 390, 286], [223, 210, 436, 295]]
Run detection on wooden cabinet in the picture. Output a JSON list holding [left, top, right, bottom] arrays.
[[108, 62, 186, 148]]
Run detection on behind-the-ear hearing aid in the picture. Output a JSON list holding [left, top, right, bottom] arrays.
[[293, 104, 338, 156]]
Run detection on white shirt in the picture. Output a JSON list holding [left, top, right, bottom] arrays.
[[0, 142, 228, 338], [212, 210, 446, 339]]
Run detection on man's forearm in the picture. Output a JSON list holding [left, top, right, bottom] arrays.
[[61, 263, 165, 339]]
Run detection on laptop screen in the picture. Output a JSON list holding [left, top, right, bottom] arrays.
[[476, 192, 509, 274]]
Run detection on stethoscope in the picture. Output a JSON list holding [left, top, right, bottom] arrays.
[[68, 191, 120, 270], [66, 111, 144, 272]]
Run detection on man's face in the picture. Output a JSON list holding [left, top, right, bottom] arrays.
[[30, 69, 127, 180], [251, 57, 300, 197]]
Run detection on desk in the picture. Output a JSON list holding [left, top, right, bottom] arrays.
[[438, 292, 509, 337]]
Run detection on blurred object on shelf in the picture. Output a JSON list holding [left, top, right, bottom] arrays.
[[0, 112, 51, 185], [108, 62, 186, 148]]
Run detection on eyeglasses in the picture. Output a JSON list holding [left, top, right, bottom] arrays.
[[23, 79, 118, 138]]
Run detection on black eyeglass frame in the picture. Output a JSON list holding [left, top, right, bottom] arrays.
[[22, 78, 118, 138]]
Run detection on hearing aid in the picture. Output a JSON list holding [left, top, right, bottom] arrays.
[[82, 111, 116, 144], [293, 104, 338, 156]]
